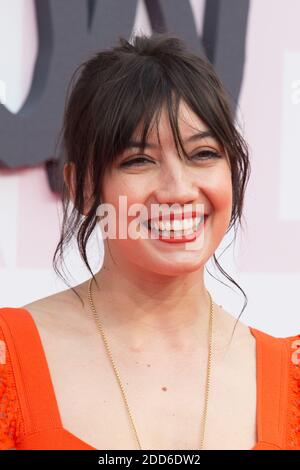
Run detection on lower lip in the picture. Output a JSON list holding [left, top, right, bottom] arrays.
[[145, 215, 208, 244]]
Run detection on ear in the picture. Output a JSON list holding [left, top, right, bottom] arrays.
[[63, 162, 76, 205], [63, 162, 94, 215]]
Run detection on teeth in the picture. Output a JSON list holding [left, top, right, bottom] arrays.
[[148, 216, 204, 234], [182, 218, 193, 230]]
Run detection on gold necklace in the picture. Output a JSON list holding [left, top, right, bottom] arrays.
[[87, 276, 214, 450]]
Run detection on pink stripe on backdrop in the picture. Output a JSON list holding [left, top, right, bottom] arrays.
[[0, 167, 19, 269], [17, 165, 61, 268], [238, 0, 300, 272], [0, 252, 5, 269]]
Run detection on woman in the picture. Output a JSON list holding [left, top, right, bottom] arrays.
[[0, 33, 299, 451]]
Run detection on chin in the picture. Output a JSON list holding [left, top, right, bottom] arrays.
[[140, 256, 206, 277]]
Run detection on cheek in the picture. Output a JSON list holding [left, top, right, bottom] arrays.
[[102, 173, 147, 204], [205, 169, 233, 242], [210, 175, 232, 213], [100, 175, 148, 234]]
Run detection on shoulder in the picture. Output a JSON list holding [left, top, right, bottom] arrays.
[[214, 305, 300, 361], [213, 305, 255, 348], [24, 282, 91, 335], [22, 283, 84, 315], [0, 279, 91, 335]]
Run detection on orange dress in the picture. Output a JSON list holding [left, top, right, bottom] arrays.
[[0, 307, 299, 450]]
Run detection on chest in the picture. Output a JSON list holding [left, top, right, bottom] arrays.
[[36, 323, 257, 450]]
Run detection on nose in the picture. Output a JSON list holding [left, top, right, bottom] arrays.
[[153, 158, 200, 207]]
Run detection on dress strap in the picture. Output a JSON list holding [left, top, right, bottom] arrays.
[[0, 308, 63, 436], [251, 327, 287, 449]]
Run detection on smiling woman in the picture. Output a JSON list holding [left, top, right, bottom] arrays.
[[0, 32, 299, 451]]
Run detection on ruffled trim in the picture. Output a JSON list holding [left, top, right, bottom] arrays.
[[286, 334, 300, 449], [0, 331, 25, 450]]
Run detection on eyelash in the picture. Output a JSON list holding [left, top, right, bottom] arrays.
[[121, 150, 222, 168]]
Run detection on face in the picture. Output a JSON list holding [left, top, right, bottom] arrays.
[[92, 99, 232, 277]]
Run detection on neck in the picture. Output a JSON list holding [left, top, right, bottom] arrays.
[[87, 256, 212, 354]]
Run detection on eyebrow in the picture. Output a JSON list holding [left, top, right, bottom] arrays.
[[126, 130, 216, 150]]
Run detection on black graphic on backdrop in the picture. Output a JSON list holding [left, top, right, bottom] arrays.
[[0, 0, 250, 194]]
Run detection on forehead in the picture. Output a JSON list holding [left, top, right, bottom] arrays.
[[176, 99, 207, 132], [129, 99, 218, 149]]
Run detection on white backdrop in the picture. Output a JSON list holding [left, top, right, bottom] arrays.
[[0, 0, 299, 336]]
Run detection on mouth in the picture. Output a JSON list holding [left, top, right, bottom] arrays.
[[142, 214, 209, 243]]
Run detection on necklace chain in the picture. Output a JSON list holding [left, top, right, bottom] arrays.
[[87, 276, 214, 450]]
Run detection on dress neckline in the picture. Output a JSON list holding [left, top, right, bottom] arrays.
[[19, 308, 261, 450]]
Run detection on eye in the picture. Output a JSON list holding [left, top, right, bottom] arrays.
[[120, 150, 222, 168], [191, 150, 222, 161], [120, 157, 152, 168]]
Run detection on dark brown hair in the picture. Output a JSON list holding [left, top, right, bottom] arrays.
[[53, 32, 251, 334]]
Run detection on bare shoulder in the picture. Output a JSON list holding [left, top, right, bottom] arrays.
[[21, 280, 91, 333], [213, 304, 256, 354]]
